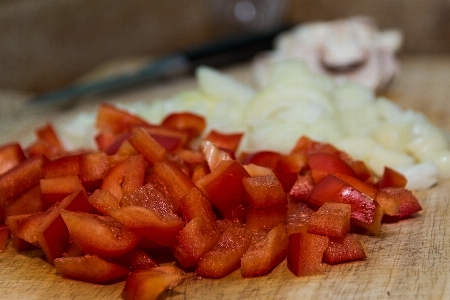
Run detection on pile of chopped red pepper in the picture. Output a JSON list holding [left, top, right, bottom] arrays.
[[0, 103, 422, 300]]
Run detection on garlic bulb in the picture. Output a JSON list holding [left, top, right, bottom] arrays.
[[252, 16, 402, 93]]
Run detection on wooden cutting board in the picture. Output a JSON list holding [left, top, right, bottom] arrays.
[[0, 55, 449, 300]]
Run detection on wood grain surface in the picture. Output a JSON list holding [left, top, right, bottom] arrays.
[[0, 55, 449, 300]]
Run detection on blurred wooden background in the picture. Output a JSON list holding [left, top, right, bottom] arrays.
[[0, 0, 449, 93]]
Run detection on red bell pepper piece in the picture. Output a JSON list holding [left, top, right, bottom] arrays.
[[61, 210, 141, 258], [40, 175, 84, 209], [196, 159, 250, 219], [0, 156, 44, 209], [308, 152, 357, 178], [54, 254, 130, 284], [122, 266, 186, 300], [376, 166, 407, 189], [381, 188, 423, 222], [0, 142, 26, 176], [287, 232, 329, 277], [241, 223, 288, 277], [162, 112, 206, 141], [174, 217, 221, 269], [36, 189, 96, 262], [242, 174, 287, 209], [323, 234, 366, 264], [95, 103, 150, 134], [308, 174, 376, 224], [196, 222, 253, 278], [203, 130, 243, 158], [307, 202, 351, 238]]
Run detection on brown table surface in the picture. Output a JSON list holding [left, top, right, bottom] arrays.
[[0, 55, 449, 300]]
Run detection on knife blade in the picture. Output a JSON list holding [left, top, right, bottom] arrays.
[[29, 25, 291, 105]]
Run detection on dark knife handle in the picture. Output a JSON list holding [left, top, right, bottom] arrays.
[[184, 24, 291, 69], [29, 24, 292, 105]]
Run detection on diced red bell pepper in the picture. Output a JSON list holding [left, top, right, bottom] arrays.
[[173, 243, 198, 270], [308, 174, 376, 224], [167, 152, 192, 177], [274, 153, 308, 192], [101, 154, 146, 200], [293, 136, 372, 180], [352, 202, 384, 236], [199, 140, 232, 173], [374, 189, 400, 216], [239, 150, 282, 170], [40, 175, 84, 210], [115, 140, 139, 158], [275, 153, 308, 174], [289, 172, 314, 202], [196, 159, 250, 219], [80, 151, 109, 191], [36, 123, 65, 154], [110, 184, 185, 247], [162, 112, 206, 141], [291, 136, 341, 156], [95, 103, 151, 134], [287, 232, 329, 277], [15, 211, 49, 247], [105, 132, 137, 155], [191, 161, 210, 183], [42, 154, 82, 178], [242, 174, 287, 208], [62, 239, 84, 258], [122, 266, 186, 300], [101, 159, 127, 200], [0, 142, 26, 176], [376, 167, 407, 189], [286, 201, 314, 235], [323, 234, 366, 264], [243, 164, 274, 177], [0, 225, 10, 252], [179, 187, 217, 225], [88, 189, 121, 216], [4, 185, 42, 217], [381, 188, 423, 223], [203, 130, 243, 158], [128, 127, 168, 164], [26, 139, 59, 160], [174, 217, 221, 268], [241, 223, 288, 277], [244, 204, 287, 231], [310, 169, 329, 183], [347, 159, 374, 182], [35, 189, 96, 262], [115, 250, 159, 272], [120, 183, 173, 212], [333, 172, 378, 200], [143, 125, 189, 152], [54, 254, 130, 284], [307, 202, 351, 238], [5, 214, 38, 251], [196, 222, 253, 278], [228, 203, 245, 224], [106, 138, 137, 161], [308, 152, 357, 178], [174, 149, 205, 167], [151, 160, 195, 213], [0, 156, 44, 209], [95, 128, 119, 152], [61, 210, 141, 258]]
